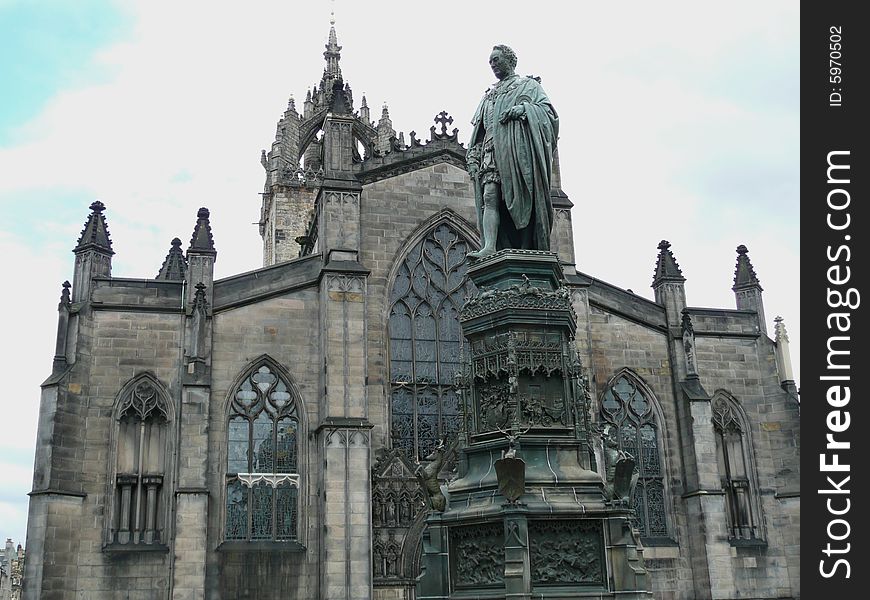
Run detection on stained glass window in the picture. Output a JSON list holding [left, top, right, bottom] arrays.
[[599, 373, 668, 538], [226, 363, 300, 541], [389, 223, 476, 461], [712, 394, 762, 541]]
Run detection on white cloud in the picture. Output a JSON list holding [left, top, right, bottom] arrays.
[[0, 0, 800, 542]]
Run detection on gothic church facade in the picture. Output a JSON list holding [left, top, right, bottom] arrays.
[[24, 22, 800, 600]]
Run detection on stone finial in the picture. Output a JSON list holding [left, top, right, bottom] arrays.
[[287, 95, 297, 113], [733, 244, 762, 290], [60, 281, 71, 306], [74, 200, 114, 255], [157, 237, 188, 280], [188, 208, 217, 256], [651, 240, 684, 287]]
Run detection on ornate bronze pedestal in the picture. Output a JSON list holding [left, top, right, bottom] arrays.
[[417, 250, 652, 600]]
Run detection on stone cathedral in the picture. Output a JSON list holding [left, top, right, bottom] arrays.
[[24, 21, 800, 600]]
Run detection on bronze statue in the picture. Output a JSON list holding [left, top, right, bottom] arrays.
[[415, 438, 456, 512], [601, 425, 639, 505], [467, 45, 559, 258]]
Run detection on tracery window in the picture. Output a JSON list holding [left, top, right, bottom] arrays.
[[389, 223, 476, 461], [712, 393, 762, 541], [599, 372, 668, 538], [111, 375, 170, 546], [225, 363, 300, 541]]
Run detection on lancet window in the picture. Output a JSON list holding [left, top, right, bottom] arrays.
[[388, 222, 476, 461], [712, 393, 763, 541], [599, 372, 668, 538], [225, 363, 300, 542], [111, 375, 170, 546]]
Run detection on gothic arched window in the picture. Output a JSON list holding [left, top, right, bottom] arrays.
[[225, 362, 301, 542], [388, 222, 476, 461], [599, 372, 668, 538], [712, 392, 763, 541], [110, 374, 171, 546]]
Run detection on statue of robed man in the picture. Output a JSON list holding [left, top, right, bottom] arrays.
[[466, 44, 559, 258]]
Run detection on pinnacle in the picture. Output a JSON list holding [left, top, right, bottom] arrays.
[[773, 316, 789, 343], [74, 200, 114, 255], [652, 239, 684, 286], [157, 237, 188, 280], [188, 207, 217, 256], [732, 244, 761, 290]]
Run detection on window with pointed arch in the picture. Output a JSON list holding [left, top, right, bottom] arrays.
[[599, 372, 669, 538], [388, 222, 476, 461], [712, 393, 763, 541], [110, 374, 172, 546], [225, 363, 300, 542]]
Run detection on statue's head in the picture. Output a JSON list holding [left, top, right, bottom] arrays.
[[489, 45, 517, 80]]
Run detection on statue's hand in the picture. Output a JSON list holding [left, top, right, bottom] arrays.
[[499, 104, 526, 124]]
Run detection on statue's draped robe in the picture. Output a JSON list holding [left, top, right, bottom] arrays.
[[470, 75, 559, 251]]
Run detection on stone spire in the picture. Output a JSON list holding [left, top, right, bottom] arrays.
[[360, 94, 370, 123], [377, 103, 396, 155], [652, 240, 687, 327], [652, 240, 685, 286], [323, 14, 343, 82], [732, 244, 766, 333], [188, 208, 216, 257], [156, 238, 187, 280], [74, 200, 114, 255]]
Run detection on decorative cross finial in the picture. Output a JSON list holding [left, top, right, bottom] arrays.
[[434, 111, 454, 136]]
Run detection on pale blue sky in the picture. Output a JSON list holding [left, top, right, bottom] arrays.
[[0, 0, 799, 547]]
